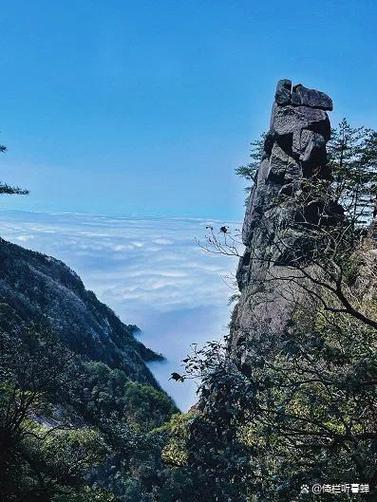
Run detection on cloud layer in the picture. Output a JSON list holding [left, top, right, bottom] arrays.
[[0, 210, 240, 410]]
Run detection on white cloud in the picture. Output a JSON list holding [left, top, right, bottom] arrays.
[[16, 234, 34, 242], [0, 210, 241, 410], [153, 238, 173, 245]]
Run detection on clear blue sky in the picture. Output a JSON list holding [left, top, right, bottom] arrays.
[[1, 0, 377, 219]]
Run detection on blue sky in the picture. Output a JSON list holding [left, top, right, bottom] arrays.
[[1, 0, 377, 218]]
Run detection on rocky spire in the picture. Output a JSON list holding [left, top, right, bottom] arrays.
[[237, 79, 333, 289], [231, 80, 334, 365]]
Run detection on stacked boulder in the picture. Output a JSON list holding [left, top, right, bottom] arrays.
[[231, 80, 334, 363], [238, 80, 333, 289]]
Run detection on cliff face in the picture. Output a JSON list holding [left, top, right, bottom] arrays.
[[230, 80, 335, 370], [0, 237, 161, 387]]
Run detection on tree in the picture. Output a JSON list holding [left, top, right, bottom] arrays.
[[170, 119, 377, 500], [328, 118, 377, 226], [0, 140, 28, 196], [235, 134, 265, 201], [0, 314, 110, 501]]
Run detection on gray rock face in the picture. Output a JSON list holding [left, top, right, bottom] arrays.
[[292, 84, 333, 111], [275, 79, 292, 105], [241, 80, 332, 248], [272, 79, 333, 111], [271, 103, 330, 139], [232, 79, 334, 361]]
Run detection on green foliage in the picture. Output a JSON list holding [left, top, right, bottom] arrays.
[[236, 120, 377, 227], [0, 323, 109, 501], [0, 139, 29, 196], [169, 120, 377, 500], [235, 134, 265, 197], [328, 118, 377, 225], [122, 382, 176, 430], [168, 281, 377, 500], [0, 312, 177, 501], [161, 412, 195, 466], [52, 486, 115, 502], [38, 427, 108, 481]]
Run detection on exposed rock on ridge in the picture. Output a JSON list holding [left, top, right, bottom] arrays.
[[232, 79, 334, 367]]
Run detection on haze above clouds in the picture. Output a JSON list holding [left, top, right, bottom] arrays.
[[0, 210, 240, 410]]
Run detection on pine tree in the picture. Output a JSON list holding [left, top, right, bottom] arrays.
[[235, 134, 265, 186], [0, 141, 28, 196], [328, 118, 377, 226]]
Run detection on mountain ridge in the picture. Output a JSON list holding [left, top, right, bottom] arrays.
[[0, 236, 162, 387]]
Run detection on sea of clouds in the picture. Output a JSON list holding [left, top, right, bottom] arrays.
[[0, 210, 241, 410]]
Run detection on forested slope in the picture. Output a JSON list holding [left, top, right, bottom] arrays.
[[0, 237, 161, 384]]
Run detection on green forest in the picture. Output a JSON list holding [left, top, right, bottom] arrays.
[[1, 105, 377, 501]]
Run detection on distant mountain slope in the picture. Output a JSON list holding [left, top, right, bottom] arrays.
[[0, 237, 161, 387]]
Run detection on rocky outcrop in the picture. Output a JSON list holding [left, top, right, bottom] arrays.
[[275, 80, 333, 111], [231, 80, 335, 368], [0, 237, 161, 386]]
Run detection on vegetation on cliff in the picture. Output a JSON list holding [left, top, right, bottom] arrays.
[[0, 142, 178, 500], [162, 107, 377, 500], [1, 85, 377, 501], [0, 303, 178, 501]]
